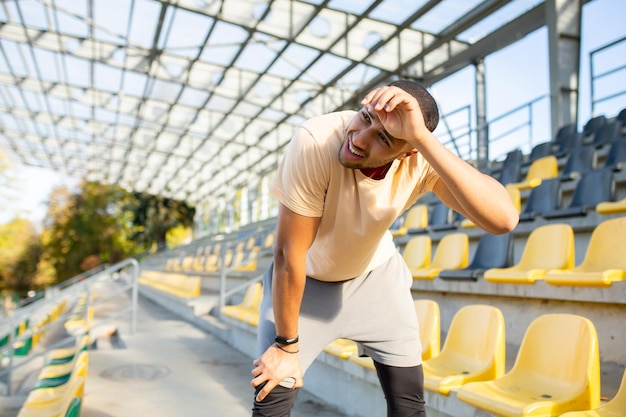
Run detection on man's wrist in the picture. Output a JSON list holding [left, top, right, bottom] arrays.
[[275, 335, 299, 345]]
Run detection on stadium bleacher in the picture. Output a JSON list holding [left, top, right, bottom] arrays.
[[1, 1, 625, 416]]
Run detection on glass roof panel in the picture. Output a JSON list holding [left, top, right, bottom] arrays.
[[0, 0, 564, 206], [412, 0, 484, 34]]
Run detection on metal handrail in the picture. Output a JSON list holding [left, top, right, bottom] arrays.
[[0, 258, 139, 396], [590, 35, 626, 116]]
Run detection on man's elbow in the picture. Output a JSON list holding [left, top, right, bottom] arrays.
[[488, 209, 519, 235]]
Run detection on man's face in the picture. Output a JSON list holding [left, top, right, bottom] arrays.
[[338, 107, 414, 169]]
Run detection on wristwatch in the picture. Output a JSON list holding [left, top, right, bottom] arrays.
[[275, 335, 299, 345]]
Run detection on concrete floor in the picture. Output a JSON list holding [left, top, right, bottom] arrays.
[[81, 291, 348, 417]]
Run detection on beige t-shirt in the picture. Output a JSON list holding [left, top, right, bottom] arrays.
[[272, 110, 439, 282]]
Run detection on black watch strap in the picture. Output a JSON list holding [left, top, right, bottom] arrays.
[[275, 335, 299, 345]]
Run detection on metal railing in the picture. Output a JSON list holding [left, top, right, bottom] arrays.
[[590, 35, 626, 116], [0, 258, 139, 396]]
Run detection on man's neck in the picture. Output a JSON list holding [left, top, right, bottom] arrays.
[[360, 162, 393, 180]]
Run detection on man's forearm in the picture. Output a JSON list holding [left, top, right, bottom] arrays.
[[415, 131, 519, 234], [271, 259, 306, 341]]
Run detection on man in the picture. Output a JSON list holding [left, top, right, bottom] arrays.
[[250, 80, 518, 417]]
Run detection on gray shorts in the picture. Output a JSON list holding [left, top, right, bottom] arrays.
[[257, 250, 423, 373]]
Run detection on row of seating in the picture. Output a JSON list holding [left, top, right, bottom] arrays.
[[164, 229, 274, 274], [138, 270, 201, 298], [331, 304, 624, 417], [393, 162, 623, 238], [497, 108, 626, 177], [17, 335, 89, 417], [220, 287, 625, 417], [16, 292, 93, 417], [404, 216, 626, 286], [1, 299, 68, 359]]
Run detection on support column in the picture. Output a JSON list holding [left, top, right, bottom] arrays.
[[546, 0, 582, 137], [475, 59, 489, 171]]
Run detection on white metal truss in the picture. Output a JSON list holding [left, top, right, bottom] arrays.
[[0, 0, 548, 205]]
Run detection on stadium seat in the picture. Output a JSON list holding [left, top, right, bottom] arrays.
[[542, 168, 616, 219], [560, 144, 596, 180], [390, 204, 428, 237], [430, 210, 465, 232], [493, 149, 524, 176], [484, 224, 575, 284], [602, 139, 626, 170], [221, 282, 262, 325], [324, 339, 358, 359], [457, 314, 601, 417], [552, 123, 583, 156], [596, 197, 626, 214], [592, 121, 623, 148], [525, 142, 552, 166], [411, 233, 468, 280], [439, 232, 513, 281], [414, 299, 440, 361], [508, 155, 558, 190], [408, 202, 450, 234], [402, 235, 431, 276], [518, 178, 561, 221], [422, 305, 505, 396], [497, 161, 522, 185], [559, 369, 626, 417], [581, 115, 607, 142], [544, 217, 626, 287]]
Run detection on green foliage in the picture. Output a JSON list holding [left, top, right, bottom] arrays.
[[130, 193, 195, 251], [2, 179, 196, 291], [41, 181, 142, 282], [0, 218, 40, 291]]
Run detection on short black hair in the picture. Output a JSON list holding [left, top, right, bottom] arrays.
[[389, 80, 439, 132]]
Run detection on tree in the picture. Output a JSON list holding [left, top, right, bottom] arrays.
[[0, 218, 40, 292], [41, 181, 141, 282], [130, 193, 195, 252]]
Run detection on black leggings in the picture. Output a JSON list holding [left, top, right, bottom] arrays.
[[251, 362, 426, 417]]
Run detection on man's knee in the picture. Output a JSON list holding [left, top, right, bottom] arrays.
[[251, 382, 299, 417]]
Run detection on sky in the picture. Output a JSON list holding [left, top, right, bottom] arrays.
[[0, 0, 625, 228]]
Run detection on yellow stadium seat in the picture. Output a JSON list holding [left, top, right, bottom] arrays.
[[508, 155, 558, 190], [559, 369, 626, 417], [457, 314, 601, 417], [221, 282, 263, 325], [390, 204, 428, 237], [411, 233, 468, 280], [596, 197, 626, 214], [423, 305, 505, 396], [484, 223, 575, 284], [403, 236, 431, 275], [324, 339, 358, 359], [544, 217, 626, 287], [413, 299, 440, 361]]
